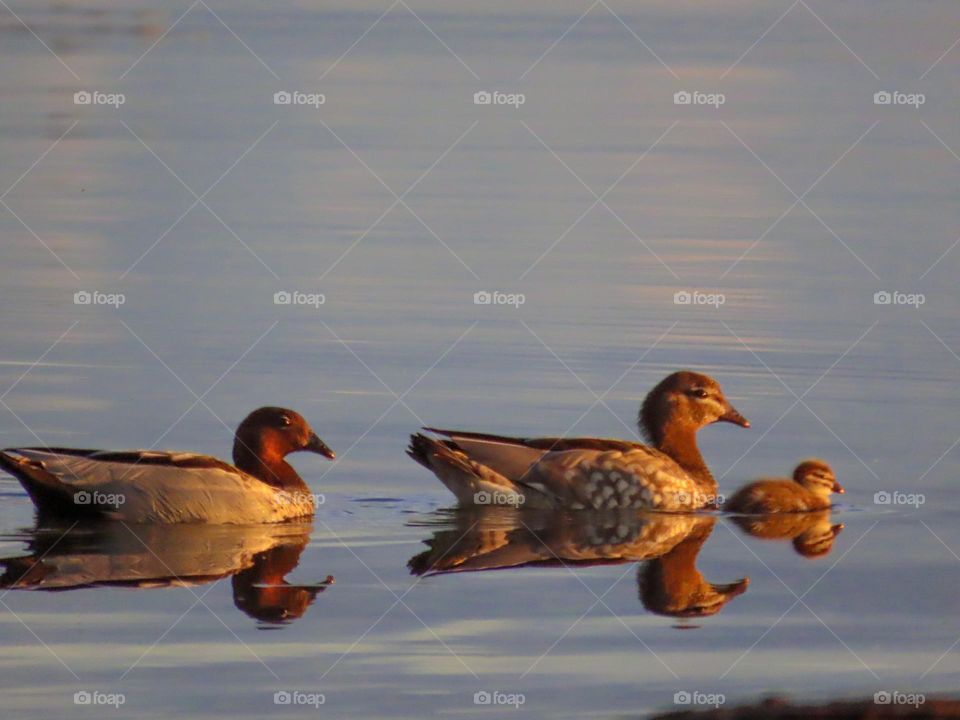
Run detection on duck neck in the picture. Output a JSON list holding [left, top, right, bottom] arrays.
[[656, 425, 716, 494], [233, 441, 308, 492]]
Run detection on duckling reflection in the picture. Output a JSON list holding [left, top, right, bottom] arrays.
[[409, 507, 748, 620], [0, 522, 332, 625], [730, 511, 844, 559]]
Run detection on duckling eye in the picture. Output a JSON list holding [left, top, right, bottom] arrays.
[[690, 388, 709, 399], [279, 415, 292, 427]]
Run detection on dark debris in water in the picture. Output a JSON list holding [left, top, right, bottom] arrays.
[[651, 695, 959, 719]]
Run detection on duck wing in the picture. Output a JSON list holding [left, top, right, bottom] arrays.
[[422, 427, 644, 480]]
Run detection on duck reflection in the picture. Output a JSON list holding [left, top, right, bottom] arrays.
[[0, 522, 332, 625], [638, 519, 749, 620], [730, 511, 844, 558], [409, 508, 748, 621]]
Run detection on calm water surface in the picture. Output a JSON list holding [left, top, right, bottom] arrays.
[[2, 1, 959, 717]]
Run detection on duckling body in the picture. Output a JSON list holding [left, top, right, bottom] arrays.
[[408, 371, 749, 511], [725, 459, 842, 514], [0, 407, 335, 524]]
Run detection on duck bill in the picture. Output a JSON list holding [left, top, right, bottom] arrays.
[[718, 404, 750, 428], [832, 480, 845, 494], [304, 433, 336, 460]]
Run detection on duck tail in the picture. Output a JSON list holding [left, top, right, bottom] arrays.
[[407, 433, 519, 504], [0, 450, 96, 519]]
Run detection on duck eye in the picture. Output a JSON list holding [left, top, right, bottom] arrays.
[[691, 389, 709, 399], [279, 415, 292, 427]]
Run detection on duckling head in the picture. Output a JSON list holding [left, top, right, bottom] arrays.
[[639, 371, 749, 444], [793, 458, 843, 497], [234, 406, 335, 463]]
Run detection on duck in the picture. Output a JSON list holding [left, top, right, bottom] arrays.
[[407, 370, 749, 511], [724, 459, 843, 514], [0, 407, 335, 524]]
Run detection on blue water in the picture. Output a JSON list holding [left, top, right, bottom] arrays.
[[2, 1, 959, 717]]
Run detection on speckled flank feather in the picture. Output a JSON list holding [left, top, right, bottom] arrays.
[[523, 448, 706, 511]]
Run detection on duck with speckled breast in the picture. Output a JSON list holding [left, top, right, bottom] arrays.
[[408, 371, 749, 511]]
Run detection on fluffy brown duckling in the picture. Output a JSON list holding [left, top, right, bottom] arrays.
[[725, 459, 843, 514], [408, 370, 749, 511]]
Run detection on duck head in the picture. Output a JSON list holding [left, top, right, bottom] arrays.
[[232, 407, 334, 488], [793, 458, 843, 498], [639, 371, 749, 445]]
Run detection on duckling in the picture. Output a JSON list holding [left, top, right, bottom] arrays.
[[0, 407, 335, 524], [408, 370, 749, 511], [725, 459, 843, 514]]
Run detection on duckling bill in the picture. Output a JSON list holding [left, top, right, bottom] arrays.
[[0, 407, 334, 524]]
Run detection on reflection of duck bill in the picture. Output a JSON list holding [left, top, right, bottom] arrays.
[[641, 571, 750, 618], [233, 578, 334, 626], [713, 577, 750, 597]]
